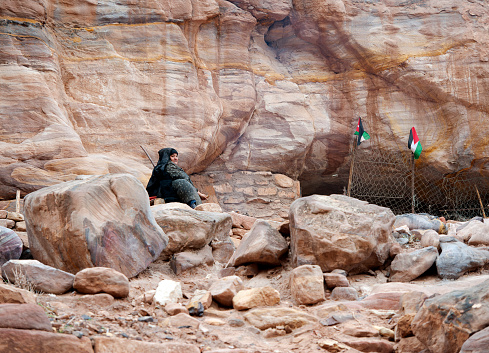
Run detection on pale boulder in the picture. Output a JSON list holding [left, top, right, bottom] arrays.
[[152, 206, 232, 259], [389, 247, 438, 282], [2, 259, 75, 295], [230, 219, 288, 266], [323, 272, 349, 289], [289, 195, 395, 273], [460, 326, 489, 353], [420, 230, 440, 249], [23, 174, 168, 278], [290, 265, 325, 305], [73, 267, 129, 298], [154, 280, 183, 306], [232, 286, 280, 310]]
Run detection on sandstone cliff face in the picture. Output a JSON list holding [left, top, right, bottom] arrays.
[[1, 0, 489, 200]]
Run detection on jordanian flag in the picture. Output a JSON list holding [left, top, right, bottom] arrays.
[[354, 117, 371, 145], [408, 127, 422, 159]]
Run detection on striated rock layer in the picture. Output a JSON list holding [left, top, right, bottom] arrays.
[[1, 0, 489, 200]]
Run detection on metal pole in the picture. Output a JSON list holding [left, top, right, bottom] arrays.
[[140, 145, 156, 168], [411, 154, 415, 214], [347, 137, 357, 197]]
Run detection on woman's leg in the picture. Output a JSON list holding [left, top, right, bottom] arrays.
[[172, 179, 202, 207]]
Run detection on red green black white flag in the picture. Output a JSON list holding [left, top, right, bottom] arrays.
[[408, 127, 422, 159], [354, 118, 370, 145]]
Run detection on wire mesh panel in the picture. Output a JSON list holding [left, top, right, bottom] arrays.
[[349, 145, 489, 221]]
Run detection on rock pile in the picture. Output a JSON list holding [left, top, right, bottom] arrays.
[[2, 177, 489, 352]]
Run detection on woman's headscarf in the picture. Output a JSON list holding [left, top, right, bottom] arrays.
[[155, 148, 178, 170]]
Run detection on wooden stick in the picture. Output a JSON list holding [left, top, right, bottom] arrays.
[[140, 145, 156, 168], [347, 137, 357, 197], [474, 185, 486, 219], [15, 190, 20, 213]]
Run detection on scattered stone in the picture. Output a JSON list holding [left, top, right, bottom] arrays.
[[229, 212, 257, 230], [290, 265, 325, 305], [341, 338, 395, 353], [456, 220, 489, 243], [161, 313, 200, 330], [389, 246, 438, 282], [164, 303, 188, 316], [209, 275, 244, 307], [394, 214, 446, 233], [0, 303, 52, 331], [330, 287, 359, 301], [77, 293, 114, 307], [436, 237, 489, 279], [341, 322, 379, 337], [460, 326, 489, 353], [0, 328, 93, 352], [0, 219, 15, 229], [204, 318, 226, 326], [262, 327, 286, 338], [14, 221, 27, 232], [235, 263, 260, 277], [0, 283, 36, 304], [210, 238, 235, 264], [289, 195, 395, 273], [317, 338, 352, 352], [153, 280, 183, 306], [244, 307, 318, 330], [152, 206, 232, 259], [2, 259, 75, 295], [187, 290, 213, 312], [23, 173, 168, 278], [138, 316, 154, 322], [169, 245, 214, 275], [395, 314, 415, 339], [324, 272, 350, 289], [412, 278, 489, 353], [228, 318, 245, 327], [74, 267, 129, 298], [218, 267, 236, 278], [377, 327, 395, 340], [0, 227, 22, 267], [395, 336, 428, 353], [230, 219, 288, 267], [7, 212, 24, 222], [233, 286, 281, 310], [93, 336, 200, 352]]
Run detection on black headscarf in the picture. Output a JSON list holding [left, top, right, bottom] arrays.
[[146, 148, 179, 199]]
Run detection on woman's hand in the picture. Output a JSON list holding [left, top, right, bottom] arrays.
[[198, 191, 208, 200]]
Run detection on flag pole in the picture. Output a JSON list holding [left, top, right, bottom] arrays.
[[411, 153, 415, 214], [347, 136, 358, 197]]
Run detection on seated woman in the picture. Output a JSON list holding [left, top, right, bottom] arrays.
[[146, 148, 208, 208]]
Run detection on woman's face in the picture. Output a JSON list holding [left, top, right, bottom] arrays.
[[170, 153, 178, 164]]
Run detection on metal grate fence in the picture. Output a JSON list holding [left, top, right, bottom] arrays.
[[349, 147, 489, 221]]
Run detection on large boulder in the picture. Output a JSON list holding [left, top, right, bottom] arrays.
[[412, 279, 489, 353], [151, 205, 232, 260], [289, 195, 396, 273], [0, 304, 52, 331], [23, 174, 168, 278], [290, 265, 325, 305], [0, 227, 22, 267], [230, 219, 288, 267], [436, 237, 489, 279], [73, 267, 129, 298], [389, 246, 438, 282], [2, 260, 75, 295]]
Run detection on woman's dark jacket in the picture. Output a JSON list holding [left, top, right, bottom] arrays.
[[146, 148, 179, 202]]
